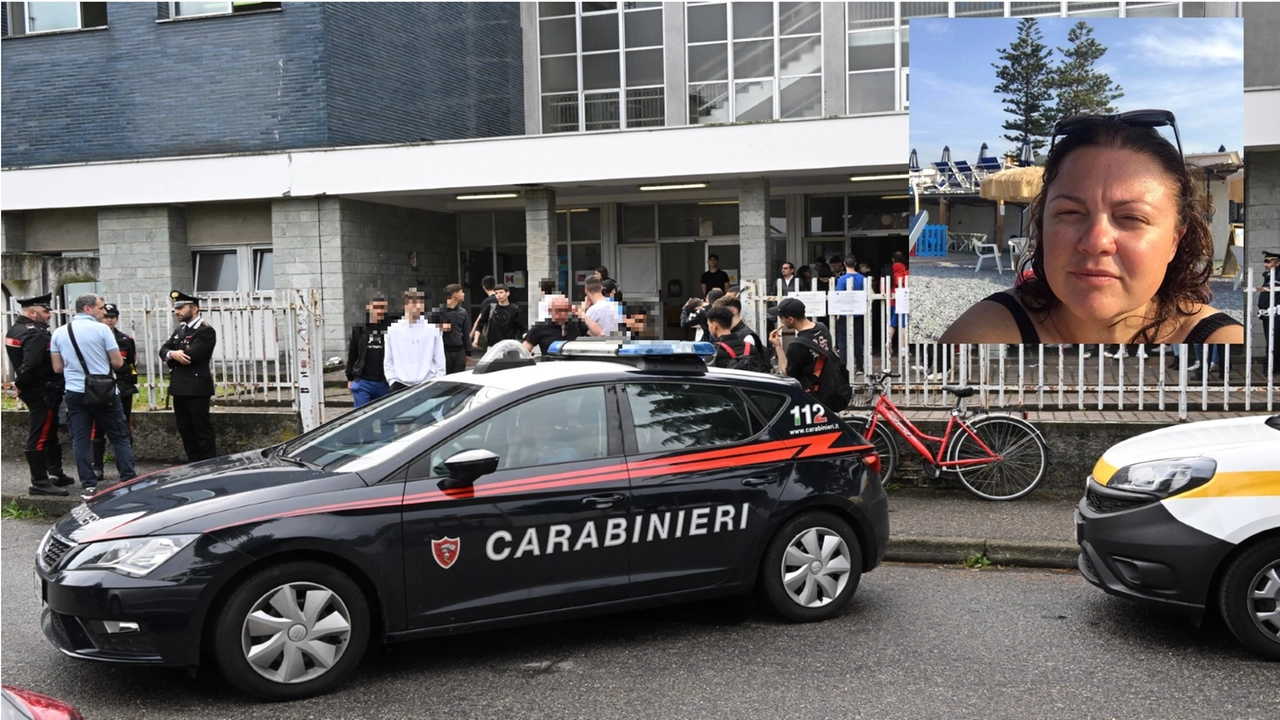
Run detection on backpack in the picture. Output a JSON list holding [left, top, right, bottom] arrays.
[[716, 340, 767, 372], [485, 304, 517, 345], [791, 334, 853, 412]]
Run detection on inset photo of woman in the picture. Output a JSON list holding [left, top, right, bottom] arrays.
[[907, 15, 1245, 347]]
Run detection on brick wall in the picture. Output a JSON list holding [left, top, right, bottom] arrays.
[[322, 2, 524, 144], [1, 2, 524, 168], [97, 206, 190, 298]]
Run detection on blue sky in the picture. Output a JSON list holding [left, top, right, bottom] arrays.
[[909, 18, 1243, 165]]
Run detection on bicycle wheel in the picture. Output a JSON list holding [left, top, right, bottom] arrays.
[[847, 415, 898, 485], [946, 415, 1047, 500]]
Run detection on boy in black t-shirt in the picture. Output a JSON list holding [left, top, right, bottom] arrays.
[[522, 295, 598, 356], [769, 297, 832, 394], [700, 254, 730, 295]]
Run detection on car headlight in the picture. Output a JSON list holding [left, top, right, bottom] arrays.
[[64, 535, 199, 577], [1106, 457, 1216, 498]]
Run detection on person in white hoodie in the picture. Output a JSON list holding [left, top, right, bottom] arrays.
[[384, 288, 446, 391]]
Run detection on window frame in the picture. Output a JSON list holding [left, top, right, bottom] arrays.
[[538, 1, 666, 133], [164, 1, 281, 20], [3, 2, 107, 37], [688, 1, 824, 125], [192, 245, 274, 296]]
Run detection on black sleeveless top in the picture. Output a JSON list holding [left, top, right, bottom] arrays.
[[980, 292, 1242, 344]]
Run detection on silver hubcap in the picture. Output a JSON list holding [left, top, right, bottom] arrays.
[[780, 527, 851, 608], [241, 581, 352, 685], [1247, 560, 1280, 643]]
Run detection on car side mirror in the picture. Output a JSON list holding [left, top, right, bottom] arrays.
[[439, 448, 500, 489]]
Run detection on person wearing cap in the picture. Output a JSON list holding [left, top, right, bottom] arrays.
[[1260, 251, 1280, 374], [90, 303, 139, 482], [4, 293, 75, 495], [159, 290, 218, 462], [49, 293, 137, 498], [769, 297, 834, 394]]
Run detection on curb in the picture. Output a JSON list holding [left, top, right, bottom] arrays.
[[3, 493, 1084, 571], [885, 535, 1079, 570]]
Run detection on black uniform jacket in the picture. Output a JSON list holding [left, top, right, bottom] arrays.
[[114, 328, 139, 395], [4, 319, 61, 396], [159, 317, 217, 397]]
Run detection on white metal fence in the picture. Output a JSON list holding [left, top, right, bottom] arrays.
[[3, 289, 327, 427], [747, 272, 1277, 419]]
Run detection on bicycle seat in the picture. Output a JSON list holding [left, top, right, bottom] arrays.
[[941, 386, 977, 398]]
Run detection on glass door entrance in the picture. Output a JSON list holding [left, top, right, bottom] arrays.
[[659, 240, 705, 341]]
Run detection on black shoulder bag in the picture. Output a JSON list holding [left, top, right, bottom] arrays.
[[66, 322, 118, 409]]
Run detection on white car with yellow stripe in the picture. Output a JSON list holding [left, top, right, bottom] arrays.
[[1076, 414, 1280, 659]]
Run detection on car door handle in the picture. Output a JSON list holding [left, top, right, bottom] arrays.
[[741, 477, 776, 487], [582, 493, 625, 508]]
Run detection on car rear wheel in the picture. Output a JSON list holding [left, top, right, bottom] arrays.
[[759, 512, 862, 622], [212, 561, 370, 701], [1218, 537, 1280, 659]]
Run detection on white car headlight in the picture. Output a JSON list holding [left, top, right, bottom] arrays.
[[1107, 457, 1216, 498], [64, 535, 200, 577]]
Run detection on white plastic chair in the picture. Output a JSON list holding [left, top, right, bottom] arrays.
[[1007, 237, 1028, 269], [972, 235, 1002, 273]]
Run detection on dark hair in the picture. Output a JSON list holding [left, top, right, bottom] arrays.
[[706, 306, 734, 329], [481, 275, 496, 291], [584, 276, 603, 294], [539, 279, 556, 294], [444, 283, 463, 296], [713, 295, 741, 312], [708, 254, 719, 262], [830, 255, 843, 265], [1018, 120, 1213, 343], [595, 266, 609, 280], [892, 251, 906, 263], [369, 292, 387, 303], [797, 265, 813, 279], [844, 255, 858, 268], [706, 288, 725, 304]]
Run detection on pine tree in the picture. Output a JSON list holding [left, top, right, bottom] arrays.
[[992, 18, 1056, 155], [1053, 21, 1124, 120]]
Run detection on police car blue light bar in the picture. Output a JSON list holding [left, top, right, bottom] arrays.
[[549, 339, 716, 359]]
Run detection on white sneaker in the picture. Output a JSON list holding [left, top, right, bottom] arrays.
[[1105, 349, 1127, 359], [1136, 347, 1149, 358], [1186, 361, 1202, 372]]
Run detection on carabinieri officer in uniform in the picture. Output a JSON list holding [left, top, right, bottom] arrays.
[[4, 294, 75, 495], [159, 291, 218, 462]]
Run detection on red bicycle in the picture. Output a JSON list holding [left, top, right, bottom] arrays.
[[848, 372, 1049, 501]]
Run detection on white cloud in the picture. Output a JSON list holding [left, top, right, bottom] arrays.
[[1124, 21, 1243, 68]]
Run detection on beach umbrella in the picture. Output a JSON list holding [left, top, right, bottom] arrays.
[[979, 142, 989, 159], [979, 166, 1044, 204], [909, 148, 920, 172], [941, 146, 951, 164], [1019, 139, 1034, 167]]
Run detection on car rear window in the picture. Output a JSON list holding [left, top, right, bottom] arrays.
[[624, 383, 756, 454]]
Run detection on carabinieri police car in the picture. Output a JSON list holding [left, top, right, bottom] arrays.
[[35, 340, 888, 701], [1076, 414, 1280, 659]]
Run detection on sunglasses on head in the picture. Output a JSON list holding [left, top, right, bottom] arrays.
[[1050, 109, 1182, 158]]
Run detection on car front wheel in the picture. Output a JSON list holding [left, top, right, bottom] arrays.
[[759, 511, 862, 622], [212, 561, 371, 701], [1218, 537, 1280, 659]]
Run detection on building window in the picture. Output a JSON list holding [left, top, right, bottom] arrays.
[[1122, 2, 1180, 17], [688, 1, 823, 124], [3, 2, 106, 36], [192, 247, 273, 294], [538, 1, 665, 134], [846, 2, 942, 115], [166, 1, 280, 19], [1067, 2, 1120, 17], [556, 208, 603, 301], [953, 2, 1005, 17]]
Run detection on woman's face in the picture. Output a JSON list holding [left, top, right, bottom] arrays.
[[1041, 146, 1185, 328]]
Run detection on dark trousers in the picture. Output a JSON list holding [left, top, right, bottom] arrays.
[[445, 349, 467, 374], [24, 390, 60, 452], [92, 393, 134, 439], [173, 395, 217, 462], [66, 391, 135, 487]]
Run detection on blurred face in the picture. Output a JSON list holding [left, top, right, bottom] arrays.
[[368, 300, 388, 323], [1041, 146, 1184, 330], [550, 298, 571, 324], [405, 298, 424, 321]]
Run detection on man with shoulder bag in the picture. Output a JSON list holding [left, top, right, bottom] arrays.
[[49, 293, 137, 499]]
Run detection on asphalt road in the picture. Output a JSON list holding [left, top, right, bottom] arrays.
[[3, 517, 1276, 720]]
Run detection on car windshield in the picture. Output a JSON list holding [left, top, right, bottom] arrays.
[[281, 382, 502, 469]]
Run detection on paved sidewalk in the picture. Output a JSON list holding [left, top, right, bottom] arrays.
[[1, 459, 1081, 570]]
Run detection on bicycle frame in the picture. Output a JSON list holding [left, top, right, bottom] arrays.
[[863, 390, 1003, 469]]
